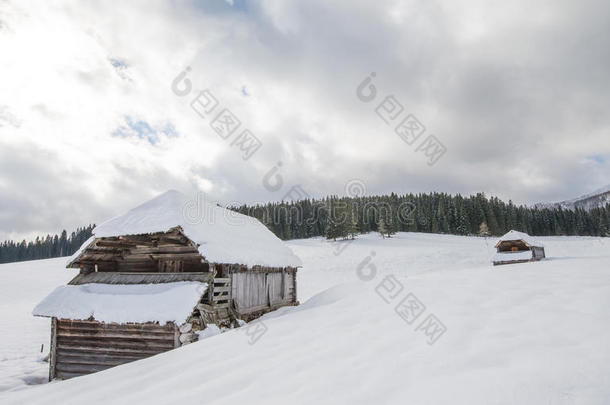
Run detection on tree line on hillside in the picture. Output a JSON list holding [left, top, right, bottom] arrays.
[[1, 191, 609, 264], [0, 225, 95, 264], [232, 192, 610, 241]]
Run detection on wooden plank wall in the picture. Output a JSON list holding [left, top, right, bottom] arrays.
[[232, 272, 267, 309], [52, 319, 177, 380], [532, 247, 546, 259], [231, 269, 296, 315]]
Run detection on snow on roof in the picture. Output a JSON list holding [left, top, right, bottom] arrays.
[[495, 230, 544, 248], [69, 190, 302, 268], [492, 250, 533, 263], [33, 281, 207, 325]]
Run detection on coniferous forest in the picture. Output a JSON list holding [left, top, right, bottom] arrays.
[[232, 192, 610, 241], [0, 225, 94, 264], [1, 192, 609, 264]]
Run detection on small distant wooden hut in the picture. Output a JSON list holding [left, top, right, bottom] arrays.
[[492, 230, 545, 266], [34, 190, 302, 380]]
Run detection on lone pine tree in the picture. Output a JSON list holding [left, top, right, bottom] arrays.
[[377, 217, 389, 238]]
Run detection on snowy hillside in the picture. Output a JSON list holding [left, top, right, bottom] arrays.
[[0, 259, 77, 391], [536, 184, 610, 211], [1, 233, 610, 404]]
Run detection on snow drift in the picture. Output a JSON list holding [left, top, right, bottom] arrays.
[[2, 233, 609, 404]]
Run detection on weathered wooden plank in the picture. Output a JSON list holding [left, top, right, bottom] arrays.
[[129, 246, 198, 254], [55, 371, 86, 380], [57, 348, 151, 361], [56, 345, 165, 357], [57, 331, 176, 341], [56, 346, 171, 356], [292, 271, 298, 302], [96, 240, 137, 248], [56, 362, 116, 374], [174, 328, 181, 348], [57, 349, 148, 361], [213, 299, 230, 304], [57, 319, 176, 331], [57, 337, 174, 351], [157, 234, 189, 243], [57, 334, 174, 346], [197, 303, 215, 312], [150, 253, 203, 260], [57, 325, 176, 337], [57, 319, 175, 328], [121, 253, 201, 262], [56, 349, 167, 362], [116, 263, 159, 272], [49, 317, 57, 381], [68, 272, 213, 285], [120, 255, 156, 262], [56, 355, 141, 367], [56, 330, 175, 340], [213, 298, 230, 304], [56, 329, 176, 340]]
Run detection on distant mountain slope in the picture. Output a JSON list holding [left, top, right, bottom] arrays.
[[536, 184, 610, 211]]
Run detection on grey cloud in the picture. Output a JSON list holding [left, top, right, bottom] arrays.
[[1, 0, 610, 240]]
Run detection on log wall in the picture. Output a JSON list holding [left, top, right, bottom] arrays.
[[52, 319, 178, 380], [69, 228, 209, 273]]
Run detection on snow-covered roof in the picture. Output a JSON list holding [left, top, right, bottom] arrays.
[[495, 230, 544, 248], [33, 281, 207, 325], [491, 250, 533, 263], [69, 190, 302, 268]]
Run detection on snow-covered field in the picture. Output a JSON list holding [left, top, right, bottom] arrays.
[[1, 233, 609, 404], [0, 259, 77, 391]]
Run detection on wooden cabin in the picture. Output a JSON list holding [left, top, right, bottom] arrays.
[[492, 230, 545, 266], [33, 190, 302, 380]]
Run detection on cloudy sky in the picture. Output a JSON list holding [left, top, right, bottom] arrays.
[[0, 0, 609, 241]]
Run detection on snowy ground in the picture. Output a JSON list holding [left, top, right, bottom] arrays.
[[1, 233, 609, 404], [0, 259, 76, 391]]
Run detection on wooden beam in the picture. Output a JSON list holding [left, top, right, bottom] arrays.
[[49, 317, 57, 381]]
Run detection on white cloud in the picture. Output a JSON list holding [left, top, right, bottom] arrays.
[[0, 0, 609, 240]]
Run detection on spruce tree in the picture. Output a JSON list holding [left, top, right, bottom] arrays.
[[378, 217, 389, 238], [347, 206, 359, 240], [456, 206, 469, 235], [386, 215, 397, 237], [325, 199, 340, 241], [325, 219, 338, 241], [599, 212, 610, 237], [336, 202, 351, 240]]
